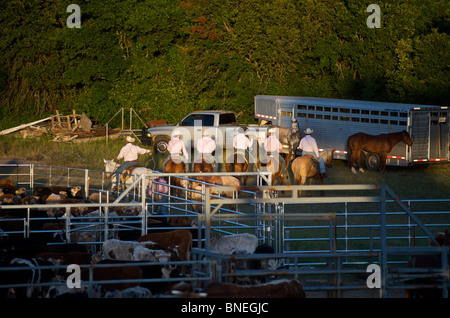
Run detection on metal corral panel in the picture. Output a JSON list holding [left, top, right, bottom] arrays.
[[254, 95, 449, 166]]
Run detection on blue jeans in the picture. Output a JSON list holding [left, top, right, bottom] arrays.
[[302, 151, 326, 173]]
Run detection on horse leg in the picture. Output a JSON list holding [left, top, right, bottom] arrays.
[[356, 149, 364, 173]]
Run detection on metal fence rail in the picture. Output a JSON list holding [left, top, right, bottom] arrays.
[[1, 163, 449, 298]]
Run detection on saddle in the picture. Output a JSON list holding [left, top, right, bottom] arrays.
[[120, 165, 138, 183], [303, 154, 320, 167]]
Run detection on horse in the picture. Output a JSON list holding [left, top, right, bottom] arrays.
[[346, 130, 412, 174], [103, 159, 153, 190], [291, 149, 335, 197], [258, 154, 284, 185], [225, 152, 250, 186], [164, 156, 188, 197], [271, 114, 301, 169], [193, 156, 214, 173]]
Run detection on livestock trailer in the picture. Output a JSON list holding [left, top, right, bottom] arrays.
[[255, 95, 449, 170]]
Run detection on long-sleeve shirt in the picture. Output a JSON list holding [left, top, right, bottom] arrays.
[[117, 143, 150, 162], [168, 137, 189, 161], [197, 137, 216, 154], [298, 135, 319, 157], [233, 133, 253, 150], [264, 135, 283, 153]]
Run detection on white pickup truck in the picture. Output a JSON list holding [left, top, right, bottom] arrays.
[[141, 110, 269, 157]]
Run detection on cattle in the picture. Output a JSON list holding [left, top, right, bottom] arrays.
[[0, 179, 16, 195], [173, 279, 306, 298], [0, 257, 56, 298], [203, 279, 306, 298], [137, 229, 192, 262], [92, 259, 181, 294], [45, 193, 95, 217], [210, 233, 259, 255], [405, 230, 450, 298], [33, 186, 83, 204], [101, 239, 174, 262], [34, 251, 92, 266]]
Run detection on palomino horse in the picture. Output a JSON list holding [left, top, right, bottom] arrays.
[[347, 130, 412, 174], [291, 149, 335, 197], [103, 159, 152, 190], [226, 152, 250, 186], [164, 156, 188, 197], [258, 154, 284, 185]]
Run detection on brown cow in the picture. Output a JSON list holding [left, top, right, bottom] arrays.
[[138, 229, 192, 262]]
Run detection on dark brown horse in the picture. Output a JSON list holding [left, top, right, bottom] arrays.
[[347, 130, 412, 173], [226, 152, 250, 186], [193, 156, 214, 173], [164, 156, 187, 196], [258, 154, 283, 185], [291, 149, 334, 197]]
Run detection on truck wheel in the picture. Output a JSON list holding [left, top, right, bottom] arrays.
[[364, 152, 381, 171], [153, 136, 170, 154]]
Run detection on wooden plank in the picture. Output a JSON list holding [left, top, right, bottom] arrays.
[[0, 117, 52, 136]]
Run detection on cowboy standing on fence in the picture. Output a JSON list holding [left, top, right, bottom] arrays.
[[116, 136, 150, 185], [298, 128, 327, 178]]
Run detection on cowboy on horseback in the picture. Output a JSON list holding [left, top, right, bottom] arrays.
[[165, 129, 189, 167], [264, 127, 283, 154], [115, 136, 151, 186], [233, 126, 254, 162], [298, 128, 327, 178], [195, 128, 217, 168]]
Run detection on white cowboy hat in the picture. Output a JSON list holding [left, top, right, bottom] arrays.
[[172, 129, 182, 136], [202, 129, 210, 136], [126, 136, 135, 143], [268, 127, 277, 133], [304, 128, 314, 135]]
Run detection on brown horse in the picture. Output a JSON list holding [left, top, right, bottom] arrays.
[[226, 152, 250, 186], [164, 156, 187, 196], [291, 149, 335, 197], [193, 156, 214, 173], [258, 154, 283, 185], [347, 130, 412, 174]]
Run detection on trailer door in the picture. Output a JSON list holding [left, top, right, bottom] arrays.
[[410, 111, 430, 161], [430, 110, 449, 160]]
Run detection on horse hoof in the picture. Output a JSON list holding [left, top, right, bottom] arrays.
[[359, 168, 365, 173], [351, 167, 357, 174]]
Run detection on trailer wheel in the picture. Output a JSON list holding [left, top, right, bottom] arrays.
[[153, 135, 170, 154], [364, 152, 381, 171]]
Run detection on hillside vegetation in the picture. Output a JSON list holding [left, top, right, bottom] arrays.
[[0, 0, 449, 129]]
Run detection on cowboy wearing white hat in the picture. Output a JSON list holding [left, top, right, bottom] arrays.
[[165, 128, 189, 166], [298, 128, 327, 177], [115, 135, 151, 185], [264, 127, 283, 154], [195, 128, 216, 166]]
